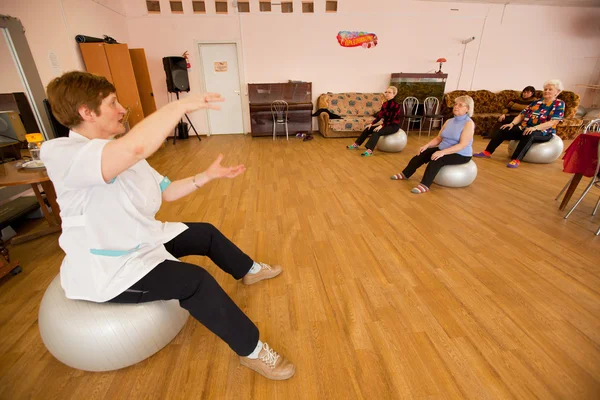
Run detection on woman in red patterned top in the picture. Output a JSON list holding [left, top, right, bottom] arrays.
[[474, 79, 565, 168], [347, 86, 402, 157]]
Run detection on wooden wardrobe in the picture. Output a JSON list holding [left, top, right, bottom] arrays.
[[79, 43, 156, 128]]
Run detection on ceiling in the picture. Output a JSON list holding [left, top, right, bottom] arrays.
[[417, 0, 600, 7]]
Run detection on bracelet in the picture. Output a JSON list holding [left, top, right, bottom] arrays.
[[192, 174, 202, 189]]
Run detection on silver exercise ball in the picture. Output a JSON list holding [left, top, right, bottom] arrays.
[[433, 160, 478, 188], [377, 129, 407, 152], [507, 134, 564, 163], [38, 274, 189, 372]]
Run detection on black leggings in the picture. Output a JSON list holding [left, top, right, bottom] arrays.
[[355, 124, 400, 151], [485, 126, 553, 160], [107, 223, 259, 357], [402, 147, 471, 188]]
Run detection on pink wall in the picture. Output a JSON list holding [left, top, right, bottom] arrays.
[[0, 0, 128, 89], [0, 31, 26, 94], [126, 14, 242, 134], [2, 0, 599, 134], [126, 1, 600, 133]]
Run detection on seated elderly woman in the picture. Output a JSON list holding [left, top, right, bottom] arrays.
[[474, 79, 565, 168], [346, 86, 401, 157], [482, 85, 537, 138], [390, 95, 475, 194], [41, 72, 295, 380]]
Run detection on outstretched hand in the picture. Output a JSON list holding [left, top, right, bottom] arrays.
[[204, 154, 246, 180], [179, 93, 225, 113]]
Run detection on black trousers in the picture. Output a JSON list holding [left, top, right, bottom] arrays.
[[485, 126, 552, 160], [402, 147, 471, 188], [483, 115, 517, 137], [107, 223, 259, 357], [355, 124, 400, 151]]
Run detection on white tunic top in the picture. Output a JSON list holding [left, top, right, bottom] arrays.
[[41, 131, 188, 302]]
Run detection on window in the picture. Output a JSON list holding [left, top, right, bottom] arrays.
[[281, 2, 293, 13], [302, 2, 314, 13], [237, 1, 250, 12], [215, 1, 228, 13], [146, 0, 160, 13], [260, 2, 271, 12], [170, 1, 183, 13], [192, 1, 206, 13], [325, 1, 337, 13]]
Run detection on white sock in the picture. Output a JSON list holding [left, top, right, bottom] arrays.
[[247, 261, 262, 275], [246, 340, 263, 359]]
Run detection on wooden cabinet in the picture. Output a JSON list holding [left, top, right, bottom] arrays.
[[129, 49, 157, 117], [79, 43, 149, 128]]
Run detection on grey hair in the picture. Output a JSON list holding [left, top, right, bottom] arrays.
[[454, 95, 474, 117], [543, 79, 564, 93], [386, 86, 398, 97]]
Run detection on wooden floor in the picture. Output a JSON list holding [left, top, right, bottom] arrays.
[[0, 133, 599, 399]]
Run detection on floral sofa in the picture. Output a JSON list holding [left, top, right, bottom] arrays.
[[316, 92, 385, 138], [441, 90, 583, 140]]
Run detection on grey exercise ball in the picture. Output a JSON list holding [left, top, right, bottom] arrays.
[[433, 160, 478, 188], [507, 134, 564, 163], [38, 275, 189, 372], [376, 129, 407, 152]]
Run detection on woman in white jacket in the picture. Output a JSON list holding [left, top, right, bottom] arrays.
[[41, 71, 294, 381]]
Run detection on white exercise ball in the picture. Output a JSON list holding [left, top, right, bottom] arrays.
[[507, 134, 564, 163], [377, 129, 407, 152], [433, 160, 478, 188], [39, 275, 189, 372]]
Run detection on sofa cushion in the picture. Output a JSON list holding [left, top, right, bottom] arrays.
[[560, 118, 584, 127], [328, 117, 373, 132], [321, 93, 384, 117]]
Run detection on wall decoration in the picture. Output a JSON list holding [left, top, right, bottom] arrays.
[[336, 31, 378, 49], [214, 61, 227, 72]]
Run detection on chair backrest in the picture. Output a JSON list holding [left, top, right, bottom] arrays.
[[271, 100, 288, 122], [403, 96, 419, 117], [583, 118, 600, 134], [423, 97, 439, 116]]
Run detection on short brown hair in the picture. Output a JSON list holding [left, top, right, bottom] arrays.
[[46, 71, 116, 128]]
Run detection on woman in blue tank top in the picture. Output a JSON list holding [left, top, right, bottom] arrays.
[[390, 95, 475, 194]]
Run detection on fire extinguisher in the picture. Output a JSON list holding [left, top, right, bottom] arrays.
[[183, 51, 190, 68]]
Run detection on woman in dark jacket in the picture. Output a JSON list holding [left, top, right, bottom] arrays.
[[347, 86, 402, 157], [482, 85, 537, 138]]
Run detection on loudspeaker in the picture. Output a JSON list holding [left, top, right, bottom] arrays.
[[162, 56, 189, 93]]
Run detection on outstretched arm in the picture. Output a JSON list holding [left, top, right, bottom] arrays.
[[101, 93, 224, 183]]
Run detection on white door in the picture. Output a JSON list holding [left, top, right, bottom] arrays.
[[198, 43, 244, 134]]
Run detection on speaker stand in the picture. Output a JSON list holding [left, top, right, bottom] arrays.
[[172, 91, 202, 145]]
